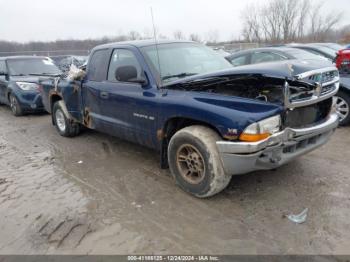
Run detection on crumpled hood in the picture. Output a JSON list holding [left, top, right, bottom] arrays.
[[164, 59, 335, 87]]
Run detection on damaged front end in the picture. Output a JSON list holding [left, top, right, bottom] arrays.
[[166, 61, 340, 176], [166, 61, 339, 129]]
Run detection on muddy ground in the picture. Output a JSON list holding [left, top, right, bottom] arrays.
[[0, 105, 349, 255]]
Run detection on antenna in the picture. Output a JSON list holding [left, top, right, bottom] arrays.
[[150, 7, 162, 85]]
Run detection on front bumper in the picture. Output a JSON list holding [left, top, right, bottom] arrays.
[[216, 113, 339, 175], [17, 91, 44, 111]]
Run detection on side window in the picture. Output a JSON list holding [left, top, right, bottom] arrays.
[[228, 55, 248, 67], [0, 61, 7, 73], [107, 49, 142, 82], [88, 49, 110, 82], [251, 52, 285, 64]]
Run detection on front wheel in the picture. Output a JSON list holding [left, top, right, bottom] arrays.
[[9, 93, 23, 116], [168, 125, 231, 198], [334, 91, 350, 126], [52, 101, 80, 137]]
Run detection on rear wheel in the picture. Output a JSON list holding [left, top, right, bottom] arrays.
[[52, 101, 80, 137], [168, 125, 231, 198], [334, 91, 350, 126], [9, 93, 23, 116]]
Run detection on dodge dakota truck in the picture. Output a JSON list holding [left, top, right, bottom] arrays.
[[40, 40, 340, 198]]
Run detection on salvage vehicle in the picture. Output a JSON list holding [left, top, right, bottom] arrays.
[[0, 56, 62, 116], [226, 47, 350, 125], [40, 40, 339, 197]]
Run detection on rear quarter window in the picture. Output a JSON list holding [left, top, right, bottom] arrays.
[[88, 49, 110, 82]]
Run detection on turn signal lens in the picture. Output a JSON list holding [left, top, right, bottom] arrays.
[[239, 133, 270, 142]]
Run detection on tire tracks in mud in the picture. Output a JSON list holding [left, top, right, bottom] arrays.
[[0, 132, 94, 253]]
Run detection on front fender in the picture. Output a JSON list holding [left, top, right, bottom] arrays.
[[158, 90, 283, 140]]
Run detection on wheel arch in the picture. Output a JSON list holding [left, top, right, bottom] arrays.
[[159, 116, 223, 169]]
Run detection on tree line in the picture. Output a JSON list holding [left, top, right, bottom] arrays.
[[241, 0, 347, 43], [1, 0, 349, 55]]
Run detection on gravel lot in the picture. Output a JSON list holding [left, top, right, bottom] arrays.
[[0, 105, 349, 255]]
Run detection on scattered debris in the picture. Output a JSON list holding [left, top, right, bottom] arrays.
[[287, 208, 309, 224], [67, 64, 86, 81], [78, 160, 83, 164]]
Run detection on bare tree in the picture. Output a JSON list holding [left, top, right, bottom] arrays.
[[128, 31, 141, 40], [241, 0, 343, 43], [173, 30, 185, 40], [189, 33, 202, 42], [309, 2, 343, 41], [241, 4, 260, 42]]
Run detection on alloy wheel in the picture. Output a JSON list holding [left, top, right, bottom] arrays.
[[334, 96, 349, 123], [176, 144, 206, 185], [55, 109, 66, 132]]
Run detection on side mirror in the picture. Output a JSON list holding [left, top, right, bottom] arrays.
[[115, 66, 147, 85]]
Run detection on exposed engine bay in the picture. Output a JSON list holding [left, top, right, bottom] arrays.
[[167, 74, 286, 104], [167, 71, 338, 128]]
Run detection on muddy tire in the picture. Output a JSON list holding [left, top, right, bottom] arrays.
[[52, 102, 80, 137], [9, 93, 23, 116], [168, 125, 231, 198], [334, 91, 350, 126]]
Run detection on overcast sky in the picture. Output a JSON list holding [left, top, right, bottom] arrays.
[[0, 0, 349, 42]]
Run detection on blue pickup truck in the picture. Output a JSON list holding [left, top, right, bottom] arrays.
[[40, 40, 340, 197]]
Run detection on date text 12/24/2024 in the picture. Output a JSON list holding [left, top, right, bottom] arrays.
[[127, 256, 220, 261]]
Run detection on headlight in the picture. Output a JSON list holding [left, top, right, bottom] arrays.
[[16, 82, 39, 91], [239, 115, 281, 142]]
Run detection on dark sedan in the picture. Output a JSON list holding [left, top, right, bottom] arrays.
[[226, 47, 350, 125], [225, 47, 327, 67], [0, 56, 62, 116], [288, 43, 337, 61]]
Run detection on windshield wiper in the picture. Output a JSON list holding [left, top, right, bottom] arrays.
[[162, 73, 197, 81]]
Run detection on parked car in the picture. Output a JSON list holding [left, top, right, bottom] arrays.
[[225, 46, 327, 67], [40, 40, 339, 197], [288, 43, 337, 61], [0, 56, 62, 116], [313, 43, 345, 51], [50, 55, 88, 75], [226, 47, 350, 125]]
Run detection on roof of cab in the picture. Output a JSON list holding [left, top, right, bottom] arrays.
[[94, 39, 195, 50]]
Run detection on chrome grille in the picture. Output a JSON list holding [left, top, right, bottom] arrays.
[[284, 67, 340, 109]]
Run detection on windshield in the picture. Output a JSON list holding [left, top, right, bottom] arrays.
[[141, 43, 233, 84], [7, 58, 62, 76], [286, 49, 328, 60]]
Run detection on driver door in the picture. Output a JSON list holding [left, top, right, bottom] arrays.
[[100, 48, 158, 147]]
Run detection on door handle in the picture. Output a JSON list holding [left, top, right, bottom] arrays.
[[100, 91, 109, 99]]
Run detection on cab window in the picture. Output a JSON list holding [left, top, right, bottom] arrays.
[[107, 49, 142, 82], [88, 49, 110, 82]]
